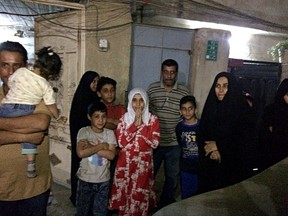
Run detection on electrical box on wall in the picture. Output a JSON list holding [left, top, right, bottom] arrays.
[[99, 39, 108, 51]]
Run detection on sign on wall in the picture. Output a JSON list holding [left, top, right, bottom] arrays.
[[206, 40, 218, 61]]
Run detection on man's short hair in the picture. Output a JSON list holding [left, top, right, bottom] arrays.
[[97, 76, 117, 92], [161, 59, 178, 72], [0, 41, 28, 63]]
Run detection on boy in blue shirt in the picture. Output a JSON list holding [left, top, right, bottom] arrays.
[[176, 95, 200, 199]]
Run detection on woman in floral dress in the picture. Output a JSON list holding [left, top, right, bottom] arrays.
[[109, 88, 160, 216]]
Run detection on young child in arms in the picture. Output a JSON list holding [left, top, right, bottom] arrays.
[[0, 46, 64, 178]]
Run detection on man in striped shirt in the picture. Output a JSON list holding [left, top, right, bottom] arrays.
[[148, 59, 189, 209]]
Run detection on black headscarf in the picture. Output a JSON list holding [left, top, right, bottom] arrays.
[[200, 72, 249, 149], [70, 71, 100, 117], [69, 70, 100, 206]]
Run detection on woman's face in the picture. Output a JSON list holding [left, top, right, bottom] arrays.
[[215, 76, 228, 101], [132, 93, 145, 112], [284, 93, 288, 104], [90, 76, 99, 92]]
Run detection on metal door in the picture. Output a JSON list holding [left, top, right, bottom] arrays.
[[130, 25, 195, 91], [230, 60, 281, 117], [230, 59, 281, 173]]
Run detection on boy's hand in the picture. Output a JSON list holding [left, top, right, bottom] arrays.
[[79, 140, 90, 149], [100, 142, 109, 150], [89, 140, 99, 146]]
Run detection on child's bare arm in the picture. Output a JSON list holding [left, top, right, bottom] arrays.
[[46, 103, 59, 119], [46, 104, 67, 123], [76, 139, 107, 158], [97, 142, 116, 160]]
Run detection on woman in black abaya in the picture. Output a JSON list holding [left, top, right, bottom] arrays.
[[259, 79, 288, 168], [69, 71, 100, 206], [198, 72, 253, 193]]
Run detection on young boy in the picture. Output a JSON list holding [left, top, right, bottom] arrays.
[[76, 101, 116, 216], [96, 76, 126, 130], [96, 76, 126, 190], [175, 95, 200, 199]]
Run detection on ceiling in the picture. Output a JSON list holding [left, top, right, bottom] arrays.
[[0, 0, 83, 34], [1, 0, 287, 62], [0, 0, 85, 58], [1, 0, 287, 42]]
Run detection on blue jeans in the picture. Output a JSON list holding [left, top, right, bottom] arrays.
[[0, 104, 37, 154], [76, 179, 109, 216], [0, 189, 50, 216], [180, 171, 198, 199], [153, 145, 180, 208]]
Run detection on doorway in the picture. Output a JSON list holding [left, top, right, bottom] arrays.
[[229, 59, 281, 172], [130, 24, 195, 91], [229, 59, 281, 118]]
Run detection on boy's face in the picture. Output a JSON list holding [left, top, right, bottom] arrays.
[[180, 101, 197, 121], [88, 111, 107, 132], [97, 84, 115, 104]]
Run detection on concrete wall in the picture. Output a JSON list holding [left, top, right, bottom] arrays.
[[190, 28, 231, 114], [84, 2, 132, 103], [246, 35, 287, 62], [34, 2, 132, 187]]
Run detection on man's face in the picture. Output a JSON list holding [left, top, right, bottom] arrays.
[[162, 65, 177, 88], [0, 51, 25, 85]]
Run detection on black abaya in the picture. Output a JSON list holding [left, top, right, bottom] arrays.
[[198, 72, 254, 193], [69, 71, 100, 206], [258, 79, 288, 168]]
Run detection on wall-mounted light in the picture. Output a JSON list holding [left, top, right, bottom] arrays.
[[14, 30, 24, 38]]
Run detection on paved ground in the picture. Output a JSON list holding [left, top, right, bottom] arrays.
[[47, 182, 76, 216], [47, 164, 179, 216]]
